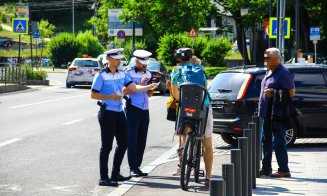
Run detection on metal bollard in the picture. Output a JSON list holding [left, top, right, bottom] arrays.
[[222, 164, 234, 196], [248, 122, 256, 189], [238, 137, 248, 196], [254, 112, 261, 177], [231, 149, 242, 196], [210, 178, 225, 196], [243, 129, 252, 196]]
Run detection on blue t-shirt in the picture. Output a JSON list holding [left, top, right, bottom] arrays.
[[171, 63, 210, 106], [258, 64, 295, 118], [91, 67, 132, 112]]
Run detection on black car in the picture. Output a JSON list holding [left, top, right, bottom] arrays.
[[127, 58, 169, 95], [209, 64, 327, 146]]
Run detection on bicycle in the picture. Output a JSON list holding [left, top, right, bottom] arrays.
[[177, 83, 209, 190]]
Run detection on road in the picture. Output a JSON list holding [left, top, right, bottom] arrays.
[[0, 72, 176, 195]]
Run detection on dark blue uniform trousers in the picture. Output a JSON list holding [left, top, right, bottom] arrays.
[[98, 110, 128, 179], [127, 105, 149, 171]]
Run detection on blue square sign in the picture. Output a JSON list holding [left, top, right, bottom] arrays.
[[310, 27, 320, 40], [12, 18, 29, 34]]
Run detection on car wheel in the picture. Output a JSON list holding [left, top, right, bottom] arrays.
[[66, 81, 72, 88], [220, 133, 238, 145], [285, 120, 298, 147]]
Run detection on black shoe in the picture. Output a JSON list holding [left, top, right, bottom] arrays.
[[99, 178, 118, 187], [259, 169, 272, 176], [111, 173, 132, 181], [131, 168, 148, 177]]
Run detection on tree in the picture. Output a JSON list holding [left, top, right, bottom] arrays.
[[47, 33, 79, 67], [38, 19, 56, 38], [212, 0, 269, 65], [76, 30, 105, 58]]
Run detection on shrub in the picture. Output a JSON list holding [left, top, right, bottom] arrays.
[[47, 33, 80, 68], [157, 33, 208, 66], [201, 37, 232, 67], [76, 31, 105, 57], [112, 37, 146, 59], [22, 65, 48, 80]]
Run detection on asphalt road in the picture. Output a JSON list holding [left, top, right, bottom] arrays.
[[0, 72, 176, 195]]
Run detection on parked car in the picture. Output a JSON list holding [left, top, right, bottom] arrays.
[[96, 53, 128, 70], [209, 64, 327, 146], [0, 39, 12, 49], [66, 58, 101, 88], [127, 57, 169, 95]]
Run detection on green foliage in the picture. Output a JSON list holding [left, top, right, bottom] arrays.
[[201, 37, 232, 66], [22, 65, 48, 80], [157, 33, 230, 67], [47, 33, 80, 67], [76, 31, 105, 58], [38, 19, 56, 38]]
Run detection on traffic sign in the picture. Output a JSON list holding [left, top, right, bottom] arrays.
[[269, 17, 291, 39], [117, 30, 126, 39], [12, 18, 28, 34], [188, 28, 198, 38], [310, 27, 320, 41], [33, 29, 40, 39]]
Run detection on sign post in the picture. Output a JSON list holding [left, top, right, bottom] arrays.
[[188, 28, 198, 50], [310, 27, 320, 64]]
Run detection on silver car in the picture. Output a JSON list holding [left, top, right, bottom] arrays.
[[66, 58, 101, 88]]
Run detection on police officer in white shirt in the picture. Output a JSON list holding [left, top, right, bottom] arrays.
[[123, 50, 153, 177], [91, 48, 158, 186]]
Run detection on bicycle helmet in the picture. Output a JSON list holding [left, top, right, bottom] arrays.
[[174, 48, 193, 61]]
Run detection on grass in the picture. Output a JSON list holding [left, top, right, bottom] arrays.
[[225, 51, 243, 60], [0, 26, 32, 43], [0, 49, 48, 57]]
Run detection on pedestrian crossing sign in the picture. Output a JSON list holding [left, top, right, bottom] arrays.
[[12, 18, 29, 34], [188, 28, 198, 38]]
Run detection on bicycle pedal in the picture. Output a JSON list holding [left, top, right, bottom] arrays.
[[199, 170, 205, 177]]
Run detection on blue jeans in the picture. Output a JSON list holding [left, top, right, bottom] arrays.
[[261, 118, 289, 172]]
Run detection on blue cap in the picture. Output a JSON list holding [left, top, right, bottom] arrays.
[[104, 48, 125, 59], [133, 49, 152, 64]]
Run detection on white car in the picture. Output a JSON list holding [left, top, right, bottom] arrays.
[[66, 58, 101, 88], [97, 53, 128, 70]]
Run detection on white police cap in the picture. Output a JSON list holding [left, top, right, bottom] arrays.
[[104, 48, 125, 59], [133, 49, 152, 65]]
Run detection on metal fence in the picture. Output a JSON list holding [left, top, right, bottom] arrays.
[[0, 63, 27, 85]]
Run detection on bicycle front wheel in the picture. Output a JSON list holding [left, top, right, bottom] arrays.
[[180, 135, 194, 190]]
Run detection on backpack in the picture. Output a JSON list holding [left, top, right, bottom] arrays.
[[177, 63, 206, 87]]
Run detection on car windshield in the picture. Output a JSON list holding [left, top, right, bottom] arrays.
[[209, 72, 251, 95], [74, 60, 98, 67]]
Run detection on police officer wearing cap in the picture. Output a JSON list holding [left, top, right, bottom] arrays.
[[91, 48, 158, 186], [123, 49, 153, 177]]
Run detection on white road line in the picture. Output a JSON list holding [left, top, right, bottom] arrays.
[[8, 93, 89, 109], [62, 119, 83, 125], [106, 144, 179, 196], [0, 138, 21, 148]]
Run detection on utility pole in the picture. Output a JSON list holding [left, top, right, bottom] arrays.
[[72, 0, 75, 35], [295, 0, 300, 62], [277, 0, 286, 63], [268, 0, 273, 48]]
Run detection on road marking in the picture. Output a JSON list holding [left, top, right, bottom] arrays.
[[0, 138, 21, 147], [106, 144, 179, 196], [8, 93, 88, 109], [62, 119, 83, 125]]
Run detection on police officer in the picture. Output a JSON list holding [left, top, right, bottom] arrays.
[[91, 48, 158, 186], [123, 50, 153, 177]]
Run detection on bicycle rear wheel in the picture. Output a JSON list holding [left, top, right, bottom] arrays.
[[180, 135, 194, 190], [194, 140, 201, 183]]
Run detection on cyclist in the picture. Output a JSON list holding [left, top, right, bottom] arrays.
[[170, 48, 213, 186]]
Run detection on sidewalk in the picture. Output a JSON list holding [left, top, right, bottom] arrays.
[[116, 136, 327, 195]]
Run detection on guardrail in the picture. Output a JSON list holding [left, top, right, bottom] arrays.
[[210, 108, 262, 196], [0, 63, 27, 85]]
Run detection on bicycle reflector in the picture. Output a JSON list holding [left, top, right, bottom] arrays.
[[184, 108, 197, 113]]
